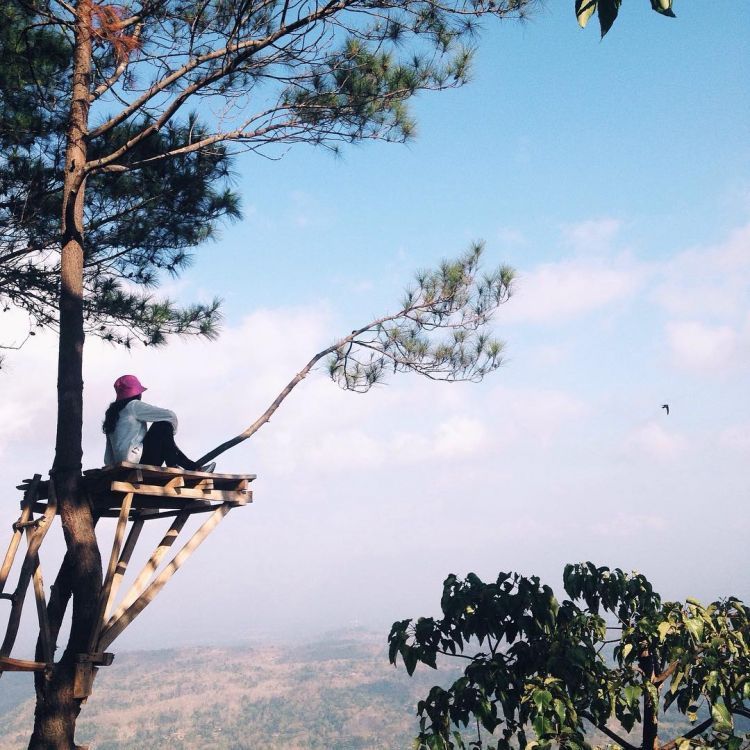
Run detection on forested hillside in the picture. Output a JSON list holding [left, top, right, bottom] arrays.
[[0, 632, 451, 749], [3, 630, 747, 748]]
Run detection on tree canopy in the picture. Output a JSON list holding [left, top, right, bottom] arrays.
[[389, 563, 750, 750], [0, 0, 683, 745], [0, 3, 239, 350], [199, 242, 514, 462]]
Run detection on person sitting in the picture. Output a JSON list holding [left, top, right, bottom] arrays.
[[103, 374, 215, 472]]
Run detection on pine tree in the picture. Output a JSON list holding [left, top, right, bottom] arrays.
[[0, 1, 676, 746]]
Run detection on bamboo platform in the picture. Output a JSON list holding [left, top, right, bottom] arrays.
[[20, 462, 255, 518], [1, 463, 255, 698]]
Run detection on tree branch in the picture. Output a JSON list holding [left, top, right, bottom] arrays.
[[581, 713, 638, 750], [87, 0, 353, 145], [660, 718, 714, 750], [196, 303, 418, 463]]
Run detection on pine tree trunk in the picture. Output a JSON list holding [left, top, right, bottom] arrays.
[[28, 2, 103, 747]]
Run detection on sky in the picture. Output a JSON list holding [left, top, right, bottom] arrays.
[[1, 2, 749, 655]]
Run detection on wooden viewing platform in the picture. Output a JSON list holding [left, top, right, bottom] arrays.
[[20, 462, 255, 518], [1, 463, 256, 698]]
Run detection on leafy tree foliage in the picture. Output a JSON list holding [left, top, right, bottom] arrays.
[[0, 0, 680, 744], [3, 0, 538, 745], [199, 243, 513, 462], [328, 244, 513, 390], [389, 564, 750, 750], [576, 0, 676, 38], [0, 3, 238, 350]]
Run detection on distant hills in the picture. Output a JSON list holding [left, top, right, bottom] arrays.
[[2, 630, 744, 749], [0, 630, 448, 749]]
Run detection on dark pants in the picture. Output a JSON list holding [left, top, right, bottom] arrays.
[[141, 421, 198, 469]]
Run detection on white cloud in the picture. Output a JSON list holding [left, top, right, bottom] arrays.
[[528, 344, 571, 367], [588, 512, 668, 538], [624, 422, 688, 461], [561, 218, 622, 254], [486, 385, 588, 446], [434, 416, 488, 457], [665, 320, 746, 373], [502, 259, 641, 324], [718, 424, 750, 453], [653, 223, 750, 320]]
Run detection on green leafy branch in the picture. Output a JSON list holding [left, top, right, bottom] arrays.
[[198, 242, 513, 463], [389, 563, 750, 750]]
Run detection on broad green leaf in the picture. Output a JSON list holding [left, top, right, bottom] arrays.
[[658, 621, 671, 642], [711, 703, 734, 732], [533, 689, 553, 711], [650, 0, 676, 17], [575, 0, 597, 29], [597, 0, 622, 38], [670, 669, 685, 695], [624, 685, 640, 707], [622, 643, 633, 659], [685, 618, 704, 643], [553, 698, 567, 725], [404, 648, 419, 676], [711, 701, 733, 733]]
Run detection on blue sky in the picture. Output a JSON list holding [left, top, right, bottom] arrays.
[[1, 2, 748, 653]]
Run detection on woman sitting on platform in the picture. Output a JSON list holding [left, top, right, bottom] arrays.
[[103, 374, 215, 472]]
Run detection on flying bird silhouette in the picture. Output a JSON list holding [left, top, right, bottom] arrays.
[[661, 404, 669, 415]]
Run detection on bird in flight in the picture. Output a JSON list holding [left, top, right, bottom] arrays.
[[662, 404, 669, 415]]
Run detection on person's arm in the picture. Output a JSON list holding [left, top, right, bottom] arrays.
[[131, 400, 179, 433]]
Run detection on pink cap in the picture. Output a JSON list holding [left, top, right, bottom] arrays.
[[113, 374, 147, 401]]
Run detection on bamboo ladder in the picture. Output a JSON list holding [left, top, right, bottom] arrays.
[[0, 462, 255, 699]]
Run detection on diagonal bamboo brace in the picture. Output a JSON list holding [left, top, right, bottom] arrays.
[[103, 516, 145, 623], [0, 478, 57, 664], [98, 503, 232, 650], [88, 492, 133, 652], [105, 510, 190, 628], [0, 475, 41, 596]]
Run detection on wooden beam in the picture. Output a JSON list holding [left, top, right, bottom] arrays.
[[163, 476, 185, 491], [86, 461, 256, 483], [0, 475, 40, 595], [0, 479, 57, 662], [0, 656, 50, 672], [104, 510, 191, 629], [109, 481, 249, 503], [103, 515, 145, 623], [124, 503, 222, 520], [89, 491, 133, 653], [74, 663, 96, 700], [99, 503, 232, 650]]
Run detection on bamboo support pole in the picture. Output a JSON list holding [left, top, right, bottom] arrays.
[[105, 510, 190, 628], [98, 503, 232, 650], [0, 478, 57, 663], [29, 540, 53, 665], [102, 516, 145, 623], [0, 475, 41, 595], [89, 491, 133, 652]]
